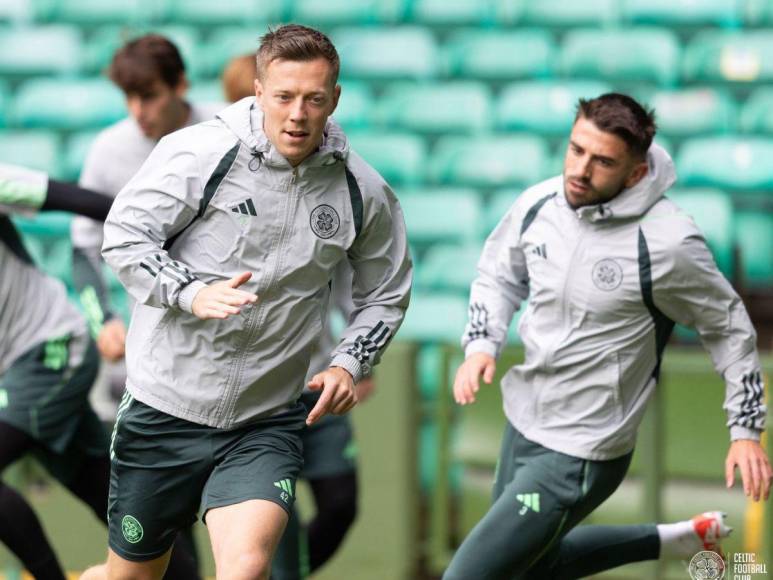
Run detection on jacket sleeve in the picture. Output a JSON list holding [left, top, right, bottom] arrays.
[[653, 226, 765, 441], [462, 202, 529, 359], [329, 183, 412, 382], [101, 136, 207, 312]]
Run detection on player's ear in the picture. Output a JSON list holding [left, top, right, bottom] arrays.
[[625, 160, 648, 189]]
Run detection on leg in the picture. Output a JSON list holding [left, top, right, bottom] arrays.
[[0, 421, 66, 580], [106, 547, 172, 580], [307, 472, 357, 571], [271, 507, 307, 580], [208, 499, 289, 580]]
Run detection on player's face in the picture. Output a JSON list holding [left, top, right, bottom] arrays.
[[255, 57, 340, 167], [563, 116, 648, 209], [125, 78, 189, 141]]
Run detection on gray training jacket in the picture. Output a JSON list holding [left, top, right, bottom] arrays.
[[102, 97, 412, 428], [464, 144, 765, 461]]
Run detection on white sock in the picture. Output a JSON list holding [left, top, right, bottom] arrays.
[[657, 520, 701, 558]]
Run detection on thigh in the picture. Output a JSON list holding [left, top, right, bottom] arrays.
[[106, 546, 172, 580], [445, 451, 586, 580], [108, 395, 212, 562], [202, 404, 305, 519], [207, 498, 289, 577]]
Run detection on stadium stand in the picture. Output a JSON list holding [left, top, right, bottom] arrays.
[[683, 30, 773, 84], [167, 0, 283, 26], [0, 130, 61, 177], [346, 131, 427, 186], [519, 0, 621, 28], [291, 0, 404, 26], [624, 0, 743, 28], [740, 87, 773, 133], [399, 189, 483, 248], [647, 87, 737, 139], [0, 25, 82, 77], [736, 210, 773, 288], [677, 136, 773, 191]]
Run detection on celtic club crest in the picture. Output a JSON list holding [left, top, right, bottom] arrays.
[[592, 258, 623, 291], [688, 551, 726, 580], [310, 204, 340, 239], [121, 514, 144, 544]]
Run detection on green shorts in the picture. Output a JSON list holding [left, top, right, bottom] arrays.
[[108, 394, 306, 562], [0, 334, 107, 483], [299, 391, 356, 480]]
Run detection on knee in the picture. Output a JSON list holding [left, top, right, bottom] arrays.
[[217, 552, 271, 580]]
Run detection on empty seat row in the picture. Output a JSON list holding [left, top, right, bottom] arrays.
[[3, 0, 771, 29], [4, 25, 773, 86], [6, 78, 773, 142]]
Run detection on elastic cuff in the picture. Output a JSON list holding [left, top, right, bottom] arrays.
[[330, 353, 363, 383], [730, 426, 762, 441], [464, 339, 498, 359], [177, 280, 207, 313]]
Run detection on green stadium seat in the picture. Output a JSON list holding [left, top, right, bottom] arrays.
[[520, 0, 621, 28], [0, 81, 8, 128], [85, 25, 203, 78], [0, 25, 81, 76], [377, 82, 492, 135], [186, 81, 227, 107], [333, 27, 438, 81], [292, 0, 404, 26], [668, 189, 735, 277], [684, 31, 773, 84], [0, 130, 60, 177], [400, 191, 483, 247], [649, 88, 738, 138], [411, 0, 497, 27], [167, 0, 282, 26], [198, 27, 264, 78], [347, 132, 427, 186], [12, 78, 125, 130], [429, 135, 549, 188], [560, 28, 681, 86], [677, 137, 773, 191], [735, 211, 773, 288], [0, 0, 34, 22], [397, 292, 469, 343], [51, 0, 165, 26], [497, 80, 612, 136], [624, 0, 742, 27], [744, 0, 773, 26], [486, 189, 521, 234], [63, 130, 100, 182], [443, 29, 555, 81], [333, 81, 373, 130], [739, 88, 773, 134], [415, 243, 483, 294]]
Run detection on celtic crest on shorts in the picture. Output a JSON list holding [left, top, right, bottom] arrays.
[[310, 204, 340, 239], [592, 259, 623, 291], [122, 514, 144, 544], [688, 551, 726, 580]]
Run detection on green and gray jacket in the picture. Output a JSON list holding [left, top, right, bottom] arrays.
[[464, 145, 765, 461], [102, 97, 412, 428]]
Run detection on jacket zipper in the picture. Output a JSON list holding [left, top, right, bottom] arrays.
[[220, 166, 300, 425]]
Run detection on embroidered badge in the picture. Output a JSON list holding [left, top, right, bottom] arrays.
[[310, 204, 340, 239], [592, 259, 623, 291]]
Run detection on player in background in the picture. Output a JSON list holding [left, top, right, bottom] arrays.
[[223, 53, 371, 580], [0, 165, 112, 580], [91, 24, 410, 579], [445, 93, 771, 579]]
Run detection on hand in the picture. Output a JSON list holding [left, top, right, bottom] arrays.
[[306, 367, 357, 426], [97, 318, 126, 361], [725, 439, 773, 501], [453, 352, 496, 405], [355, 377, 376, 403], [191, 272, 258, 320]]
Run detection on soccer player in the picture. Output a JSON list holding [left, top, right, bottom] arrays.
[[0, 164, 112, 580], [99, 24, 411, 580], [71, 34, 223, 367], [445, 93, 771, 579], [222, 52, 369, 580]]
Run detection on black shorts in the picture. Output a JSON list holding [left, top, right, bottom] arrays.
[[0, 334, 106, 482], [108, 394, 306, 561]]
